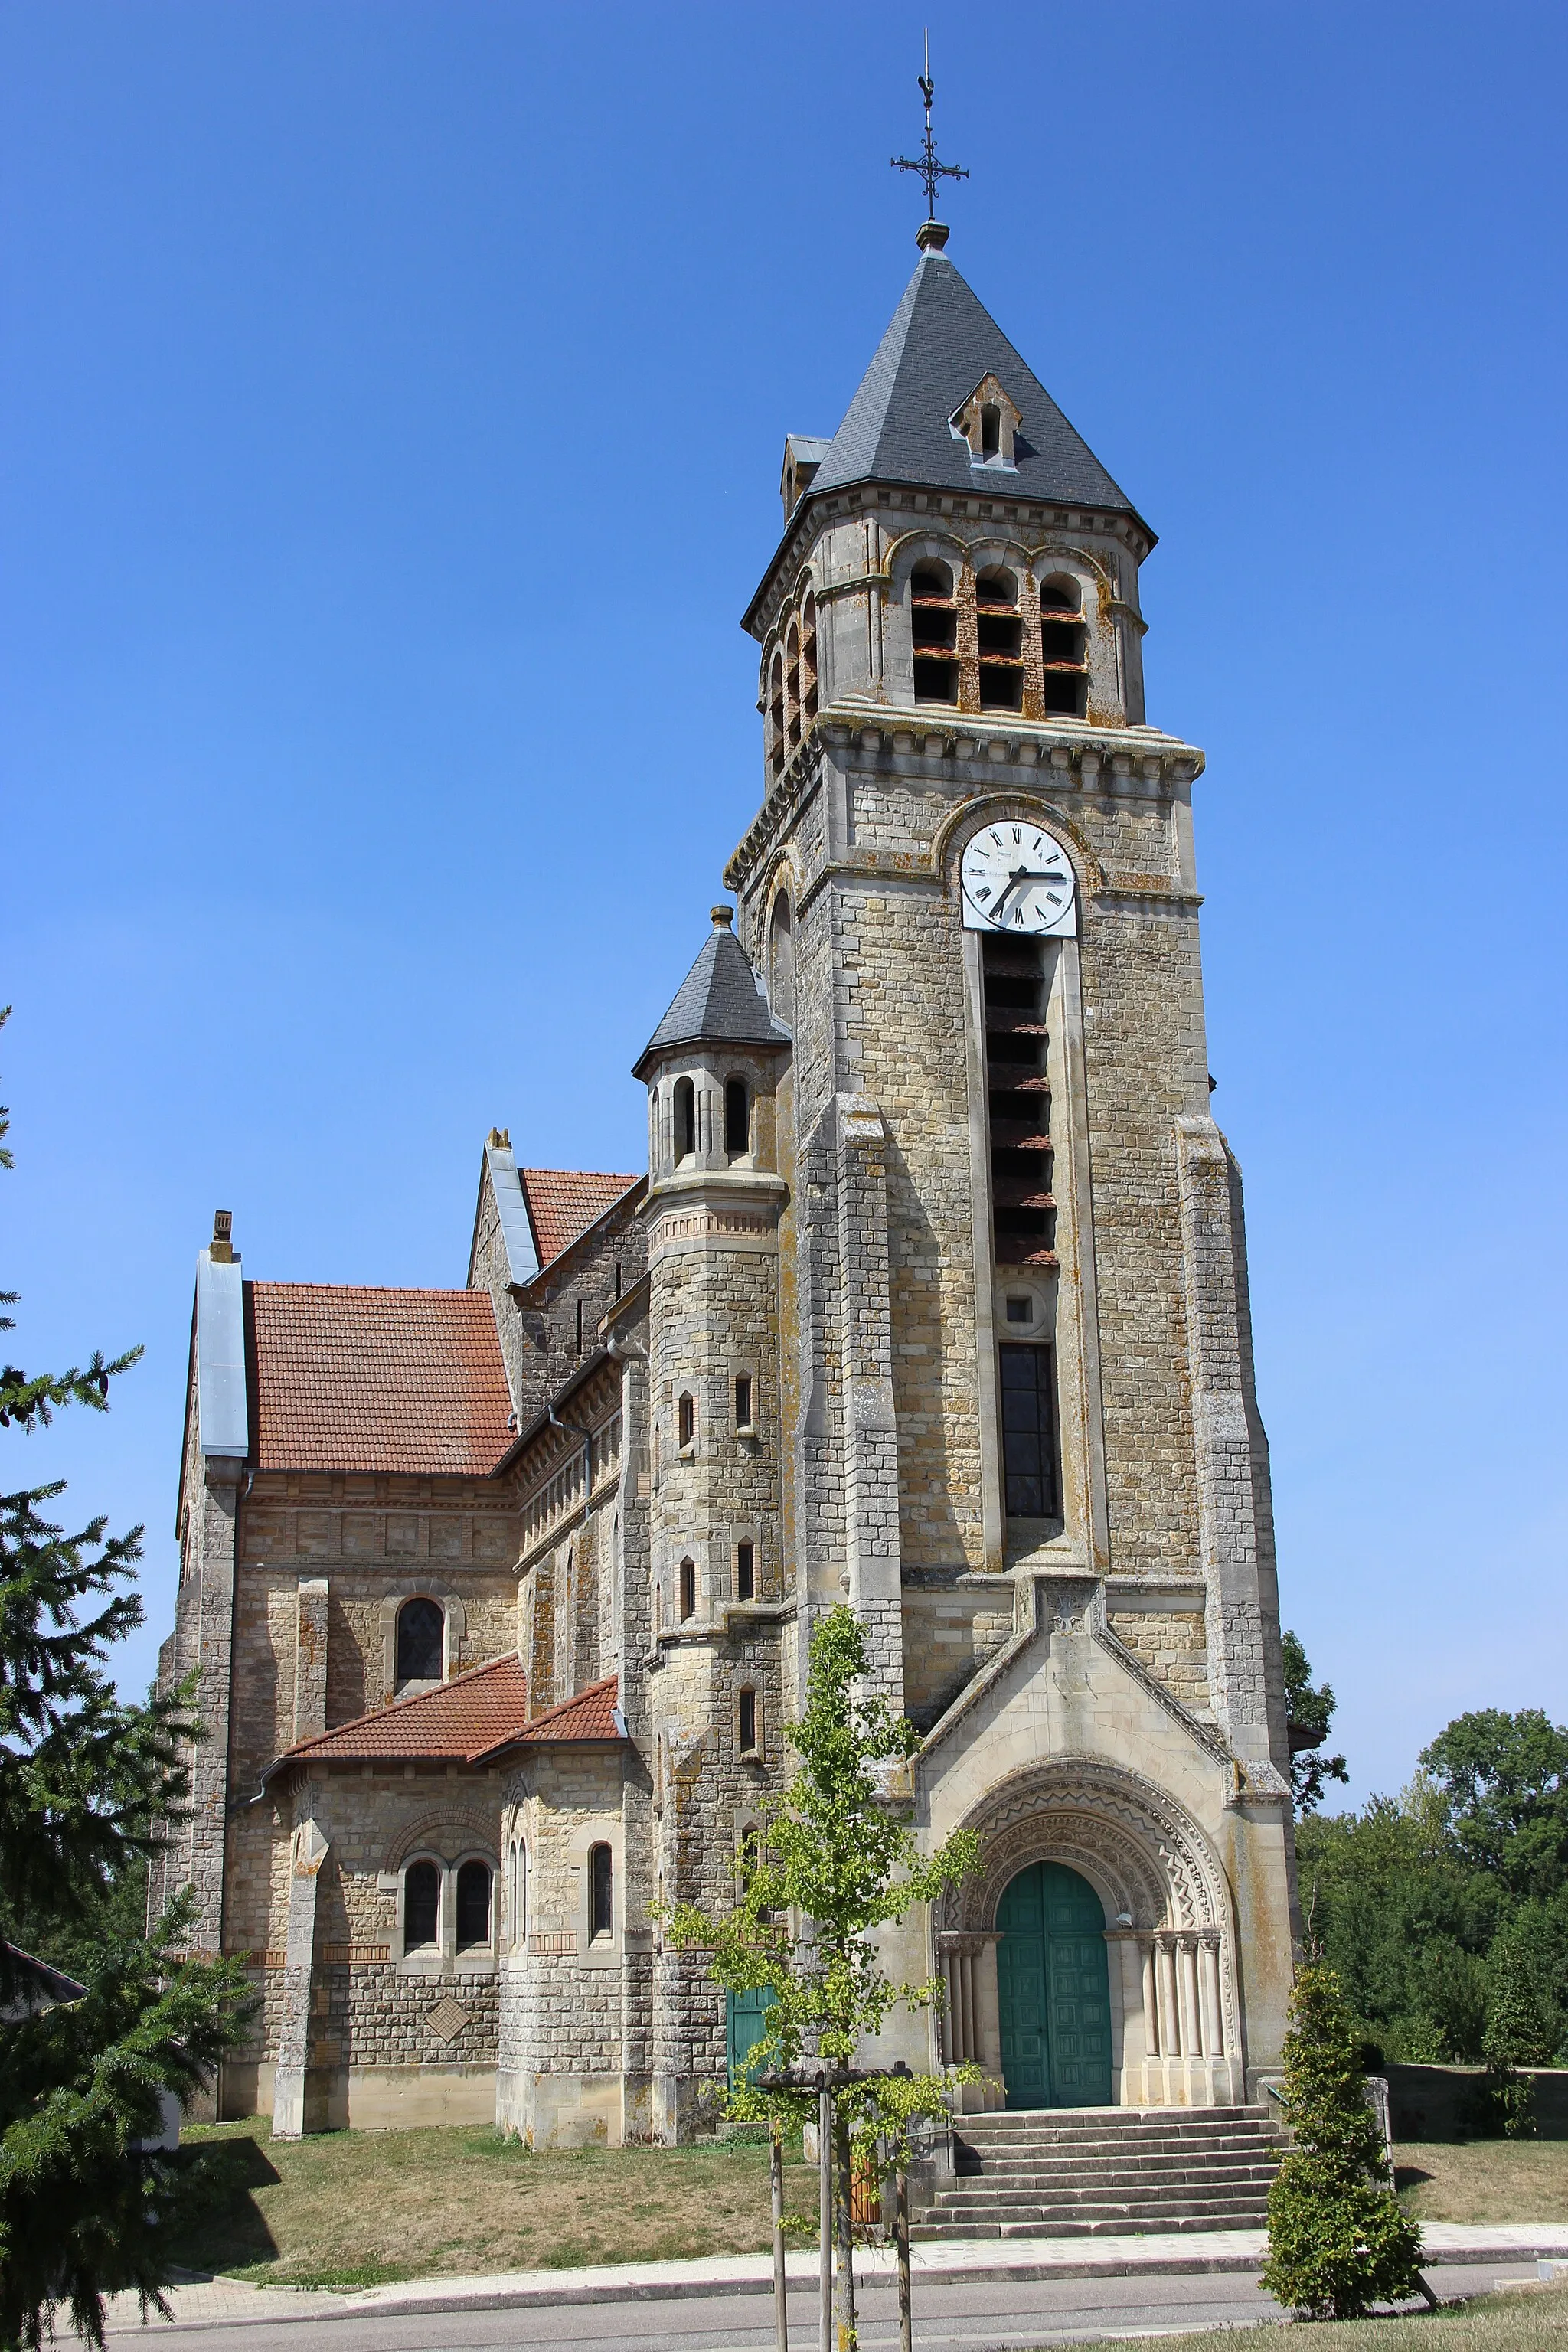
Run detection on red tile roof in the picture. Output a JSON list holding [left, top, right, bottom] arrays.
[[273, 1663, 623, 1771], [280, 1653, 531, 1766], [247, 1283, 514, 1478], [502, 1674, 622, 1749], [520, 1169, 641, 1271]]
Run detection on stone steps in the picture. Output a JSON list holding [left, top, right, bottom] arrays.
[[910, 2104, 1286, 2242]]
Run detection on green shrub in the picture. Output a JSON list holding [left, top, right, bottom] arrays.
[[1260, 1962, 1426, 2320]]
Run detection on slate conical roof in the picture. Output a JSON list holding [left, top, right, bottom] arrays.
[[634, 910, 791, 1078], [800, 249, 1142, 521]]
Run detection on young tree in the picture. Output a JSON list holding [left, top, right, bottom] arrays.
[[1473, 1933, 1558, 2138], [664, 1604, 980, 2352], [0, 1019, 251, 2352], [1260, 1961, 1426, 2321], [1282, 1631, 1349, 1815]]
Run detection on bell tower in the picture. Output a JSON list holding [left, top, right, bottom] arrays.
[[720, 219, 1298, 2099]]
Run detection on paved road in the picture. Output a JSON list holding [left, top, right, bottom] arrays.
[[113, 2261, 1534, 2352]]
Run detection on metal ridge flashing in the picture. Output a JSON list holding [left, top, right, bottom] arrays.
[[484, 1135, 539, 1285], [195, 1247, 248, 1460]]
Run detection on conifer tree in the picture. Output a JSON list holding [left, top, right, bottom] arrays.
[[1475, 1936, 1555, 2137], [664, 1604, 980, 2352], [0, 1015, 251, 2352], [1260, 1960, 1426, 2320]]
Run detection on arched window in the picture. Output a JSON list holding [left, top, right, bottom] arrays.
[[768, 652, 786, 777], [769, 893, 795, 1026], [396, 1597, 444, 1686], [801, 593, 818, 722], [589, 1842, 613, 1939], [404, 1858, 439, 1951], [677, 1393, 695, 1453], [456, 1858, 492, 1952], [674, 1076, 697, 1161], [738, 1824, 761, 1890], [975, 568, 1023, 710], [980, 402, 1002, 461], [910, 560, 958, 704], [785, 618, 802, 751], [724, 1076, 750, 1155], [1039, 577, 1088, 716], [679, 1555, 697, 1619]]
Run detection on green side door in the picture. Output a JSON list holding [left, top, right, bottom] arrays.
[[726, 1985, 776, 2091], [996, 1860, 1113, 2109]]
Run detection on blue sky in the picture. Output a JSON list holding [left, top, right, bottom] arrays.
[[3, 2, 1564, 1806]]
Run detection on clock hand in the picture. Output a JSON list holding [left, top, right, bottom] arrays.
[[989, 866, 1030, 918]]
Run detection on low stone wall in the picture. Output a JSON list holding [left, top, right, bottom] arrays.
[[1387, 2063, 1568, 2140]]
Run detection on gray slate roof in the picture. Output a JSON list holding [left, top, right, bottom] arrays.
[[809, 250, 1140, 519], [634, 916, 791, 1076]]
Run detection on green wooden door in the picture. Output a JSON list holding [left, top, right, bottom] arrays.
[[996, 1861, 1113, 2109], [726, 1985, 776, 2090]]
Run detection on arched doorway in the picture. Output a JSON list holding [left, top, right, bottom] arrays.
[[996, 1861, 1112, 2108]]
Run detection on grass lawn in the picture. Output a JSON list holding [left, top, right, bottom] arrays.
[[1083, 2284, 1568, 2352], [165, 2120, 1568, 2291], [1397, 2141, 1568, 2224], [168, 2119, 818, 2288]]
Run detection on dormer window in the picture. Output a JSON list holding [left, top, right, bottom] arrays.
[[975, 568, 1024, 711], [910, 560, 959, 704], [1039, 578, 1089, 717], [950, 374, 1022, 471]]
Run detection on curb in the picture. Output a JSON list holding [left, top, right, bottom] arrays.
[[114, 2233, 1568, 2333]]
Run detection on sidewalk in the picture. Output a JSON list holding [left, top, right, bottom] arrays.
[[98, 2223, 1568, 2334]]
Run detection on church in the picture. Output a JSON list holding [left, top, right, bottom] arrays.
[[151, 214, 1300, 2151]]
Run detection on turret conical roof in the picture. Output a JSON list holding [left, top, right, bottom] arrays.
[[633, 910, 791, 1080]]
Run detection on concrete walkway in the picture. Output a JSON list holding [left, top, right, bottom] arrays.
[[93, 2223, 1568, 2334]]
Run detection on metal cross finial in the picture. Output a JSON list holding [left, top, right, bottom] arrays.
[[891, 31, 969, 221]]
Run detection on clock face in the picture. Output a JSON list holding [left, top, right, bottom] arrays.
[[960, 822, 1077, 935]]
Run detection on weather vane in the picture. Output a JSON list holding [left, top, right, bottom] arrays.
[[891, 31, 969, 224]]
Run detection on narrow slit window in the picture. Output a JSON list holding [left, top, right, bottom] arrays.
[[679, 1556, 697, 1620], [512, 1841, 528, 1946], [403, 1859, 439, 1952], [734, 1374, 753, 1431], [724, 1076, 750, 1155], [589, 1842, 613, 1939], [736, 1540, 755, 1600], [674, 1077, 697, 1161], [575, 1297, 583, 1353], [738, 1687, 759, 1755], [678, 1392, 695, 1452], [999, 1343, 1060, 1518]]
